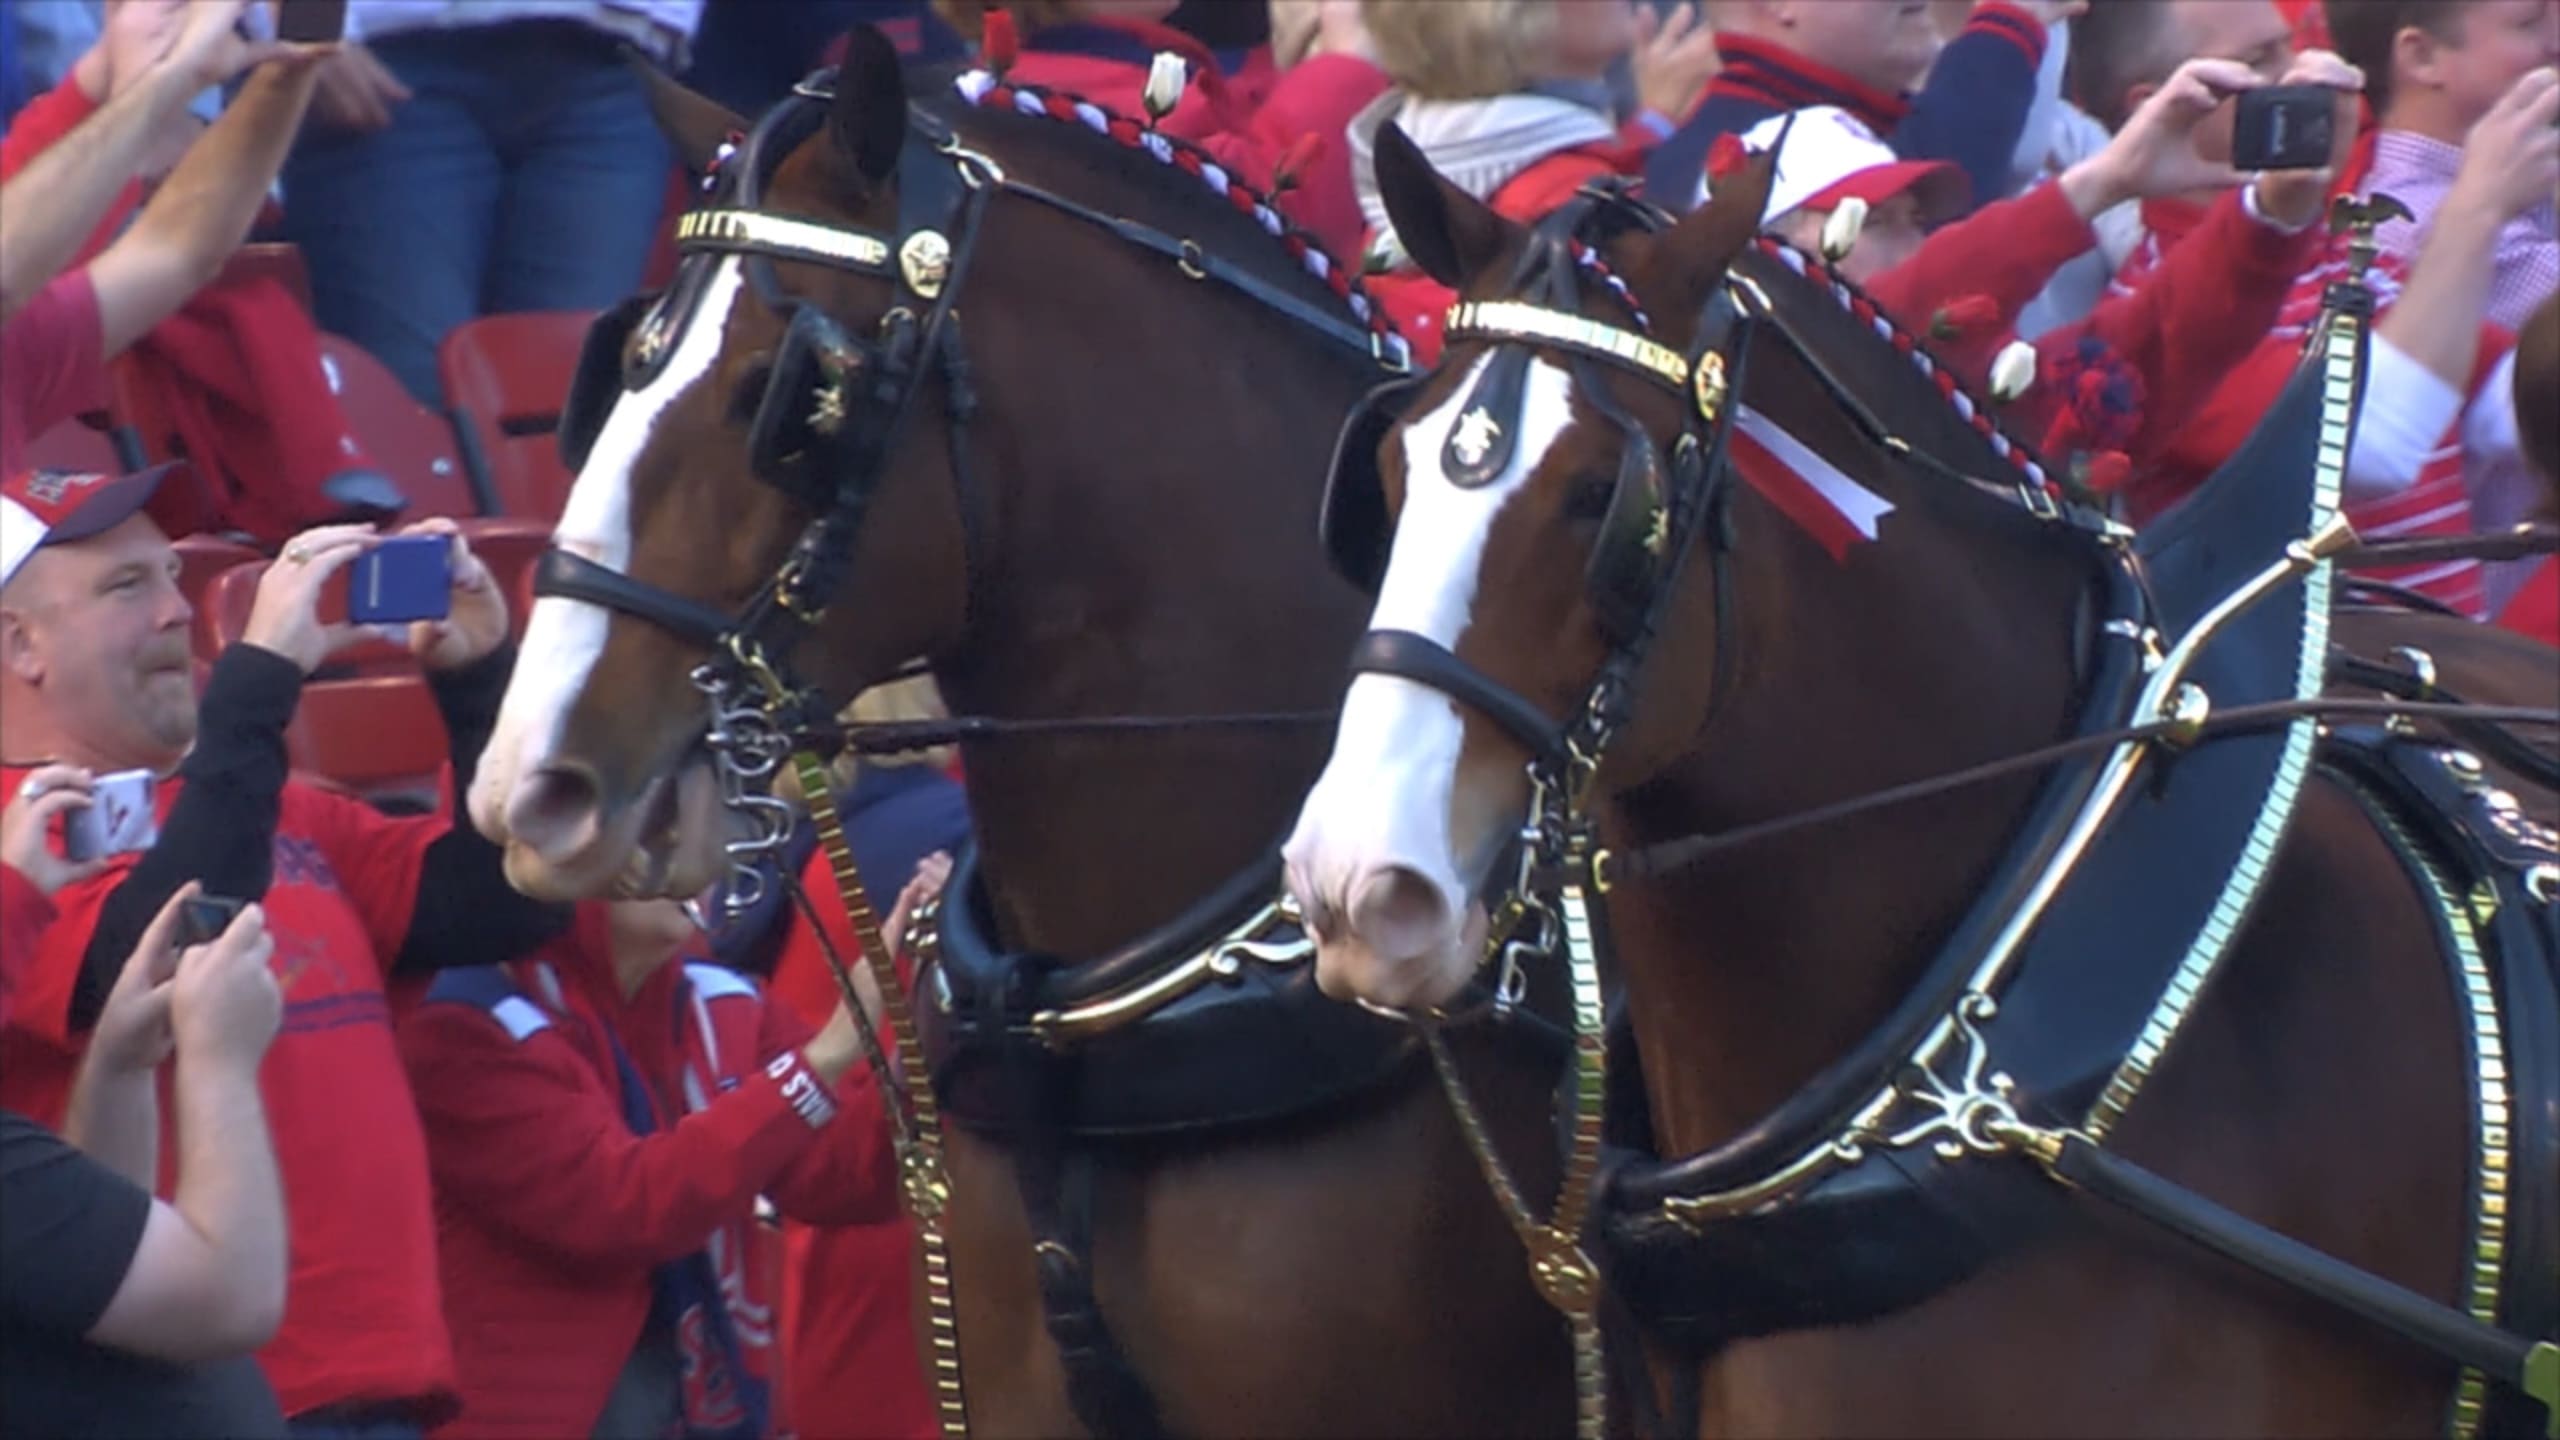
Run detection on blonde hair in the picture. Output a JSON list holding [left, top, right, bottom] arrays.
[[1362, 0, 1559, 99], [774, 673, 958, 808], [933, 0, 1086, 41], [1269, 0, 1324, 69]]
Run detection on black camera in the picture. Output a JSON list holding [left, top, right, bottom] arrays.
[[2232, 85, 2337, 172], [176, 895, 246, 949]]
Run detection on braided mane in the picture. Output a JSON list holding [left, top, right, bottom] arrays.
[[1749, 235, 2058, 501], [951, 68, 1412, 369]]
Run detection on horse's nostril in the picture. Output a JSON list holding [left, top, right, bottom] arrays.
[[506, 765, 606, 861], [1348, 865, 1455, 962]]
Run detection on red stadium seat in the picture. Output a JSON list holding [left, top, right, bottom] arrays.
[[175, 536, 263, 657], [438, 311, 599, 524], [317, 335, 485, 520], [285, 674, 450, 804]]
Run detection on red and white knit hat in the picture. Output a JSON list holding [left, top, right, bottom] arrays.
[[1, 463, 181, 589], [1733, 106, 1969, 225]]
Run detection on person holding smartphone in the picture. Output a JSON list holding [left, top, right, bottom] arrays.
[[0, 471, 567, 1440], [2, 884, 290, 1439], [2074, 0, 2558, 617], [2, 761, 106, 1022]]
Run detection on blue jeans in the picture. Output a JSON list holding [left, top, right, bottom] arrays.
[[280, 21, 673, 405]]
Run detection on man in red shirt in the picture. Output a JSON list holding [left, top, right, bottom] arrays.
[[0, 464, 567, 1440]]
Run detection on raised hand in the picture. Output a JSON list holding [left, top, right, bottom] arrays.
[[393, 517, 508, 671], [1634, 3, 1720, 125], [241, 524, 378, 673], [169, 900, 282, 1073], [2450, 67, 2560, 227], [88, 882, 202, 1075]]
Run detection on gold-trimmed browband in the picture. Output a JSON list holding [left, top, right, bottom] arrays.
[[1444, 300, 1690, 392], [676, 209, 892, 272]]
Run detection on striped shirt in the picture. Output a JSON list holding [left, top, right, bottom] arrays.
[[2366, 129, 2559, 334]]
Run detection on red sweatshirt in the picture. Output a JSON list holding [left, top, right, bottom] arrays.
[[398, 904, 899, 1440], [992, 18, 1387, 260], [0, 761, 457, 1421]]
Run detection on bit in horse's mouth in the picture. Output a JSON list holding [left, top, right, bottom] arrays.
[[607, 743, 719, 900]]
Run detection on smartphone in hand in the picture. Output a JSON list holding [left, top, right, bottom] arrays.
[[276, 0, 349, 43], [2232, 85, 2337, 171], [348, 534, 453, 626], [62, 769, 157, 862], [175, 895, 247, 949]]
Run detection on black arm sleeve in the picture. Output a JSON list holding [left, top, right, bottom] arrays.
[[392, 645, 570, 976], [70, 646, 303, 1032]]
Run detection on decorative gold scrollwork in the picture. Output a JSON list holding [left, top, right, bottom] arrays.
[[1876, 992, 2029, 1160]]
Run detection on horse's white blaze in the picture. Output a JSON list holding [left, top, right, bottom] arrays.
[[471, 261, 747, 841], [1284, 357, 1575, 1000]]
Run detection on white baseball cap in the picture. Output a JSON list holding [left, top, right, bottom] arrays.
[[1704, 106, 1970, 225], [1, 463, 181, 590]]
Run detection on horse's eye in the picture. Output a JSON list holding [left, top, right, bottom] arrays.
[[1562, 469, 1615, 521], [727, 362, 774, 426]]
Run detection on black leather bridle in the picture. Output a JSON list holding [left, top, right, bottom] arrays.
[[1331, 187, 1766, 792], [535, 68, 1413, 739]]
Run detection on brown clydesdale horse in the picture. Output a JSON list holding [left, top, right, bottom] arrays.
[[467, 32, 1573, 1440], [1285, 128, 2557, 1438]]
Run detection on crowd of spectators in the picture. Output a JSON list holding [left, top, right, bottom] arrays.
[[0, 2, 2552, 1438]]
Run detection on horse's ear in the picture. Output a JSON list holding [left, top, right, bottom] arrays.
[[828, 24, 908, 188], [635, 60, 747, 175], [1376, 122, 1513, 288], [1648, 140, 1779, 321]]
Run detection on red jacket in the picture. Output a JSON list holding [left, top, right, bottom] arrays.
[[0, 762, 458, 1420], [2113, 149, 2504, 616], [398, 904, 899, 1440], [1866, 181, 2322, 478], [1368, 140, 1644, 367], [994, 18, 1387, 260]]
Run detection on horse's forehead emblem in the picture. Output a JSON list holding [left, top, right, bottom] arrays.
[[1450, 407, 1503, 471], [634, 309, 672, 368], [900, 230, 951, 299]]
